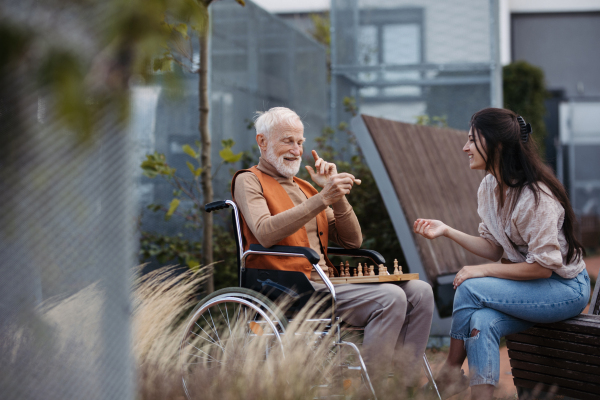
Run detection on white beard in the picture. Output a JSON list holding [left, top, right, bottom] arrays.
[[264, 144, 301, 178]]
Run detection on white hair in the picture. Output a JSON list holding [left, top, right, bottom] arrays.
[[254, 107, 303, 139]]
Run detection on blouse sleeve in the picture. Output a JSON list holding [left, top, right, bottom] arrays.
[[513, 187, 564, 271], [477, 176, 501, 247], [478, 222, 501, 247]]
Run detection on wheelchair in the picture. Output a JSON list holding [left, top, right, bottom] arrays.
[[179, 200, 442, 400]]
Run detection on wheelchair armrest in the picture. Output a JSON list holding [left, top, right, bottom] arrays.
[[248, 244, 320, 265], [327, 247, 386, 265]]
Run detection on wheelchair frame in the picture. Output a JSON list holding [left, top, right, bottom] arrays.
[[179, 199, 442, 400]]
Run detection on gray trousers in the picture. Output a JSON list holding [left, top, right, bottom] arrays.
[[311, 280, 434, 383]]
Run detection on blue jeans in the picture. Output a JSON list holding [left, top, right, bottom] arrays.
[[450, 269, 590, 386]]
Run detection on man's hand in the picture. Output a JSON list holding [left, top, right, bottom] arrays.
[[305, 150, 337, 188], [320, 173, 355, 205]]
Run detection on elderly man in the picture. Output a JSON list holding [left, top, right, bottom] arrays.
[[232, 107, 434, 387]]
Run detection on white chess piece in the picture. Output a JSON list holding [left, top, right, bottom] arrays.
[[369, 265, 375, 276], [396, 259, 403, 274], [358, 263, 363, 276], [393, 259, 400, 275]]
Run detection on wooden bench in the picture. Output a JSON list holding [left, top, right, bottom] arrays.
[[506, 278, 600, 400]]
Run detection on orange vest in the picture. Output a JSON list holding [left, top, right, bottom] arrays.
[[231, 166, 336, 279]]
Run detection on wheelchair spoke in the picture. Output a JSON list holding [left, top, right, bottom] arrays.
[[223, 304, 232, 338], [193, 322, 223, 351], [185, 350, 221, 363], [186, 340, 219, 360], [202, 310, 224, 350]]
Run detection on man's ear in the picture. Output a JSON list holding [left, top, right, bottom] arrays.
[[256, 133, 267, 153]]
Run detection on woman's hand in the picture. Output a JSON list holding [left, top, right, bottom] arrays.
[[453, 265, 488, 289], [413, 219, 449, 240]]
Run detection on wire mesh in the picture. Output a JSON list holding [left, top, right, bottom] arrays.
[[0, 61, 136, 400]]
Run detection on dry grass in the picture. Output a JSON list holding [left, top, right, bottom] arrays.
[[133, 265, 350, 400], [133, 266, 483, 400]]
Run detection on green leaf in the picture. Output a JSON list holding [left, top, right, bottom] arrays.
[[187, 258, 200, 270], [165, 198, 180, 221], [182, 144, 197, 158], [219, 147, 243, 163], [147, 204, 162, 212], [194, 167, 203, 177], [186, 161, 196, 174], [221, 138, 235, 148], [174, 23, 188, 40]]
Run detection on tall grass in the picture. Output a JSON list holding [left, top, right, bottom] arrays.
[[132, 266, 471, 400]]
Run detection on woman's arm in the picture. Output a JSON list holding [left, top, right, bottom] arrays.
[[453, 261, 552, 289], [414, 219, 504, 261]]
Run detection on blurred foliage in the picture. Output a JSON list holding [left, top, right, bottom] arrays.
[[0, 0, 210, 139], [415, 114, 448, 127], [139, 140, 242, 289], [309, 12, 330, 75], [140, 140, 242, 223], [139, 223, 237, 290], [503, 61, 548, 156]]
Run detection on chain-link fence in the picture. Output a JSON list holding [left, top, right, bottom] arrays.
[[331, 0, 502, 130], [0, 67, 136, 400]]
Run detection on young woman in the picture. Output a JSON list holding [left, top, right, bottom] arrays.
[[414, 108, 590, 400]]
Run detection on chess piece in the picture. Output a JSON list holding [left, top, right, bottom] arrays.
[[345, 261, 350, 277], [378, 264, 385, 275], [394, 259, 403, 275], [340, 262, 345, 277], [358, 263, 363, 276], [369, 265, 375, 276]]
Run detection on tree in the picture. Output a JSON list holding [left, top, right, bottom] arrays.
[[503, 61, 548, 156], [154, 0, 246, 293]]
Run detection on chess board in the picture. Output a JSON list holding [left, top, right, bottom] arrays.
[[315, 273, 419, 285]]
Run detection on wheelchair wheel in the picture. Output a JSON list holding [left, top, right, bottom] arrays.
[[179, 288, 288, 400]]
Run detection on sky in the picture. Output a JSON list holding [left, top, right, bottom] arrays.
[[251, 0, 329, 13], [251, 0, 600, 14]]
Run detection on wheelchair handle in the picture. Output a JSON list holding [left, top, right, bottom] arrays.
[[205, 200, 230, 213]]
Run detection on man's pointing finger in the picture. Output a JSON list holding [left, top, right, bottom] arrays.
[[312, 150, 319, 162]]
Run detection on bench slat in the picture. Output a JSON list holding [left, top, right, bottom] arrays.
[[517, 326, 600, 346], [528, 314, 600, 336], [508, 350, 600, 376], [510, 359, 600, 383], [507, 333, 600, 356], [513, 378, 600, 400], [506, 342, 600, 366], [512, 369, 600, 394]]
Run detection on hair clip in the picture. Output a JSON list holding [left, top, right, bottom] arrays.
[[517, 116, 533, 143]]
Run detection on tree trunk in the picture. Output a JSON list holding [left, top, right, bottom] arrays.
[[199, 26, 214, 293]]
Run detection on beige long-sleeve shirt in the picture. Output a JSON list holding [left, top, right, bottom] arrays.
[[477, 174, 586, 279], [233, 157, 362, 280]]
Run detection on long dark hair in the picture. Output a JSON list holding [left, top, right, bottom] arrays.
[[470, 107, 585, 263]]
